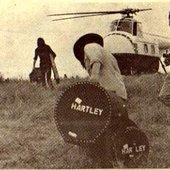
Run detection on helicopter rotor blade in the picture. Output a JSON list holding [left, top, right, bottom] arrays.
[[48, 10, 124, 17], [48, 8, 152, 17], [49, 8, 152, 21], [136, 8, 152, 12], [52, 13, 113, 21], [120, 8, 152, 15]]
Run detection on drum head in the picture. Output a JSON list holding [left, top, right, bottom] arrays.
[[113, 126, 149, 168], [54, 82, 112, 145]]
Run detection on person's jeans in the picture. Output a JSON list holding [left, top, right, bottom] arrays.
[[108, 91, 128, 119], [40, 65, 54, 89]]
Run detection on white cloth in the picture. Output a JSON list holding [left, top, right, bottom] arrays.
[[84, 43, 127, 100]]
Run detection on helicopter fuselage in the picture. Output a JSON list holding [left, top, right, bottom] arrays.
[[49, 8, 170, 75], [104, 18, 160, 75]]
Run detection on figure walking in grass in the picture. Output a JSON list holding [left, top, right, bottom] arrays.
[[33, 37, 56, 90]]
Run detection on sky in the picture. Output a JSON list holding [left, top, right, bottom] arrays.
[[1, 0, 170, 79]]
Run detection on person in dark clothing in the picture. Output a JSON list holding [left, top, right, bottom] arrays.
[[33, 38, 56, 89]]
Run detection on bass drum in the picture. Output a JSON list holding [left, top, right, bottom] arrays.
[[54, 81, 112, 146], [89, 118, 149, 168], [112, 125, 149, 168]]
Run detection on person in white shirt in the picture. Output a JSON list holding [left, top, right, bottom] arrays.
[[73, 33, 128, 119]]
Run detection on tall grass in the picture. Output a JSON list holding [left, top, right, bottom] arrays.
[[0, 74, 169, 168]]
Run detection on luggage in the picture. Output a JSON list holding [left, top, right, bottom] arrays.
[[29, 67, 42, 83]]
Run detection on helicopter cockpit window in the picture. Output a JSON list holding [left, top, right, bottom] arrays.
[[110, 19, 133, 34], [110, 21, 118, 31], [117, 20, 132, 34], [137, 22, 143, 37]]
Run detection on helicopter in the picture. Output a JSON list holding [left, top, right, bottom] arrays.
[[48, 8, 170, 75]]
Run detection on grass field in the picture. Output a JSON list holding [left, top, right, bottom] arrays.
[[0, 73, 169, 168]]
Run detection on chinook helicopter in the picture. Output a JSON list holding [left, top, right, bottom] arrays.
[[48, 8, 170, 75]]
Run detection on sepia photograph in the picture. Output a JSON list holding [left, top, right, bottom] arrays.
[[0, 0, 170, 168]]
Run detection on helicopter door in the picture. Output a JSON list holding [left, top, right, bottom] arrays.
[[133, 22, 143, 37], [133, 22, 137, 36]]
